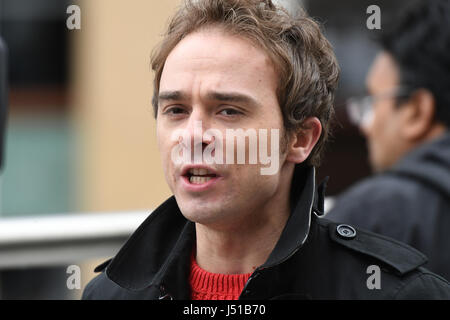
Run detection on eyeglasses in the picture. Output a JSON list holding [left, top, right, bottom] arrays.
[[346, 87, 412, 128]]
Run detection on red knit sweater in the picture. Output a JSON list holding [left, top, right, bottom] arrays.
[[189, 254, 252, 300]]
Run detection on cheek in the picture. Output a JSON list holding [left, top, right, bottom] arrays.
[[156, 122, 163, 148], [156, 125, 177, 181], [156, 124, 172, 156], [369, 104, 404, 164], [231, 163, 279, 196], [370, 104, 391, 139]]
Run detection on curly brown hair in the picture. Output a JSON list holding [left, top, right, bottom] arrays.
[[151, 0, 339, 166]]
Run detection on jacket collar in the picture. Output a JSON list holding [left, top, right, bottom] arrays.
[[388, 131, 450, 196], [105, 164, 319, 292]]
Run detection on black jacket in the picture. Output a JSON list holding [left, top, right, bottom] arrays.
[[82, 165, 450, 300], [327, 132, 450, 281]]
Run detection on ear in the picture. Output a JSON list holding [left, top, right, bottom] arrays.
[[286, 117, 322, 164], [400, 89, 436, 141]]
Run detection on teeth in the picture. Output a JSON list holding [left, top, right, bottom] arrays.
[[189, 176, 212, 184], [188, 168, 212, 176]]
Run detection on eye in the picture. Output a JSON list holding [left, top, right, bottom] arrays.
[[218, 108, 243, 117], [163, 106, 188, 116]]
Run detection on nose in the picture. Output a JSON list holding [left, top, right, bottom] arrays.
[[180, 109, 214, 162]]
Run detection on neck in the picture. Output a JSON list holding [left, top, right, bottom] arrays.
[[420, 123, 447, 144], [402, 124, 447, 161], [194, 164, 294, 275]]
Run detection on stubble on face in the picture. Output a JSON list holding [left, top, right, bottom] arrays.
[[156, 27, 293, 230]]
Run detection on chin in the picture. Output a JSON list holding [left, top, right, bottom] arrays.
[[369, 158, 382, 173], [370, 156, 391, 173], [180, 209, 226, 226], [177, 198, 226, 224]]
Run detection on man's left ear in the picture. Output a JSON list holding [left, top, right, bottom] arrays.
[[401, 89, 436, 141], [286, 117, 322, 164]]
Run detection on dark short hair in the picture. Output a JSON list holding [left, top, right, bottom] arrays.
[[151, 0, 340, 166], [379, 0, 450, 127]]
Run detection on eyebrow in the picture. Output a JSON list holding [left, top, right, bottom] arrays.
[[158, 91, 187, 103], [206, 91, 259, 107], [159, 90, 258, 106]]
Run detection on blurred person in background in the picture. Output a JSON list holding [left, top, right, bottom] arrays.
[[82, 0, 450, 300], [327, 0, 450, 280]]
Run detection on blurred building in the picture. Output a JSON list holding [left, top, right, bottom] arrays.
[[0, 0, 73, 299], [0, 0, 178, 299]]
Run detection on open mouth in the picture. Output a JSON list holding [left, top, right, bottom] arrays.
[[184, 168, 218, 185]]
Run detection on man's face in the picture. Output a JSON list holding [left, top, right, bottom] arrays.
[[156, 28, 290, 228], [363, 52, 410, 172]]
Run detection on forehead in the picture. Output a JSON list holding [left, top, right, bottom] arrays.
[[366, 51, 400, 92], [159, 27, 278, 96]]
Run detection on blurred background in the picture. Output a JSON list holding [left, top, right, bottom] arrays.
[[0, 0, 408, 299]]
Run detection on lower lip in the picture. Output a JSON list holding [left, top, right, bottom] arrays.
[[180, 175, 223, 192]]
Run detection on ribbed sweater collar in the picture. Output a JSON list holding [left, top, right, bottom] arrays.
[[189, 254, 252, 300]]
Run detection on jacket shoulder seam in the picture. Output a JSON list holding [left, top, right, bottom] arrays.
[[392, 271, 449, 299], [319, 219, 427, 274]]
